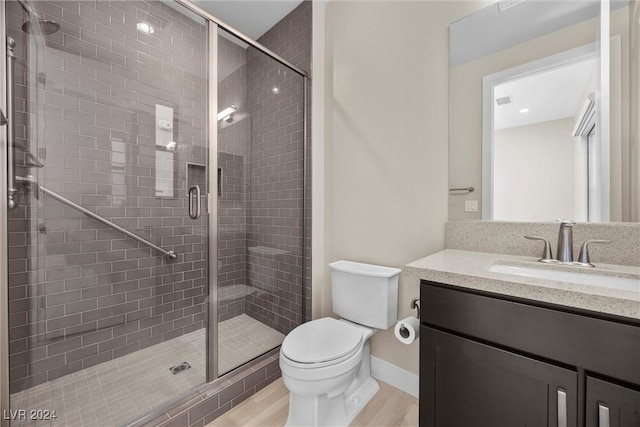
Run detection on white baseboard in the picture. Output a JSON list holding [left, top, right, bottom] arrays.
[[370, 356, 419, 398]]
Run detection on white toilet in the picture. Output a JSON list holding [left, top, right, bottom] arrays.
[[279, 260, 401, 427]]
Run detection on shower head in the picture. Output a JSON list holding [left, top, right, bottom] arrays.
[[15, 0, 60, 35], [21, 20, 60, 35]]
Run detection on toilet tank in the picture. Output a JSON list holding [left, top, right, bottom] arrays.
[[329, 260, 401, 329]]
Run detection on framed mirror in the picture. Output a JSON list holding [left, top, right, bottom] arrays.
[[448, 0, 639, 222]]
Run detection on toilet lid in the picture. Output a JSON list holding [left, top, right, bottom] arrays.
[[282, 318, 363, 364]]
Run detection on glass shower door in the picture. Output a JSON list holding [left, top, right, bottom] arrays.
[[5, 1, 210, 425], [216, 27, 305, 375]]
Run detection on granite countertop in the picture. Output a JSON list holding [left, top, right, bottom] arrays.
[[404, 249, 640, 321]]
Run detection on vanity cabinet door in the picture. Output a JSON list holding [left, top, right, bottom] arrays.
[[586, 376, 640, 427], [420, 326, 578, 427]]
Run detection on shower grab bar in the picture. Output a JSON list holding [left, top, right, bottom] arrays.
[[16, 176, 178, 260], [7, 36, 18, 210]]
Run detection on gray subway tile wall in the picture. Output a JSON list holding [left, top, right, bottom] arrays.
[[215, 0, 312, 335], [217, 35, 250, 323], [243, 0, 312, 331], [256, 0, 312, 323], [7, 0, 209, 393], [243, 46, 306, 335]]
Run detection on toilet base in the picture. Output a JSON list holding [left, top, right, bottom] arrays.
[[284, 376, 379, 427], [343, 376, 380, 424], [282, 323, 379, 427]]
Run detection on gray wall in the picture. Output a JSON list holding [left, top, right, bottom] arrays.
[[259, 0, 312, 323], [244, 0, 312, 333], [6, 0, 311, 394], [216, 36, 249, 322], [8, 0, 208, 393], [215, 2, 311, 335]]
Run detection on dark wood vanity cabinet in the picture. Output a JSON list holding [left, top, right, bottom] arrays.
[[421, 327, 578, 427], [419, 281, 640, 427], [586, 377, 640, 427]]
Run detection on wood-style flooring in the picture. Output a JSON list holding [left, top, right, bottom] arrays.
[[206, 378, 418, 427]]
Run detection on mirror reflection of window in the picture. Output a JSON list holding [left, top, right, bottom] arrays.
[[155, 104, 176, 198], [156, 151, 175, 198], [111, 139, 126, 207]]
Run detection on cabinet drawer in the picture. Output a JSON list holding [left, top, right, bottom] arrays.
[[421, 281, 640, 386]]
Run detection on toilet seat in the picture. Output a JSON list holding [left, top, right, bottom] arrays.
[[281, 318, 364, 368]]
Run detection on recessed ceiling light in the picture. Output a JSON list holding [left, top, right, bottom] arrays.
[[271, 87, 280, 94], [137, 22, 154, 34], [519, 108, 530, 113]]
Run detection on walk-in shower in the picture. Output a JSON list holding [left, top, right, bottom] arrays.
[[1, 0, 308, 425]]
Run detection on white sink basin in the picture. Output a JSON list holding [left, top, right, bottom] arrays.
[[488, 263, 640, 293]]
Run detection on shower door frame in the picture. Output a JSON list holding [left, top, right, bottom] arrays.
[[174, 0, 309, 384], [1, 0, 10, 425], [0, 0, 309, 422], [207, 14, 220, 384]]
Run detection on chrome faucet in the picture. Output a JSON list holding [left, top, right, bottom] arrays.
[[556, 220, 575, 263], [575, 239, 611, 267], [524, 235, 554, 263], [525, 221, 611, 267]]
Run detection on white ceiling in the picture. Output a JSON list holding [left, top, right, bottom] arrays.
[[494, 58, 597, 130], [450, 0, 628, 67], [192, 0, 304, 40]]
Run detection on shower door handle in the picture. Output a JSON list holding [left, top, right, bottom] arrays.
[[188, 185, 201, 219]]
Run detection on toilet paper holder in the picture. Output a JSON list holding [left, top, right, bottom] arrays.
[[410, 297, 420, 319], [399, 297, 420, 338], [397, 298, 421, 340]]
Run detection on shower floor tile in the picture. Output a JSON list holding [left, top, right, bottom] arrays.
[[9, 314, 284, 427], [218, 313, 285, 375]]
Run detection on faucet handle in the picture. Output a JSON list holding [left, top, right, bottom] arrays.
[[576, 240, 611, 267], [524, 235, 554, 263]]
